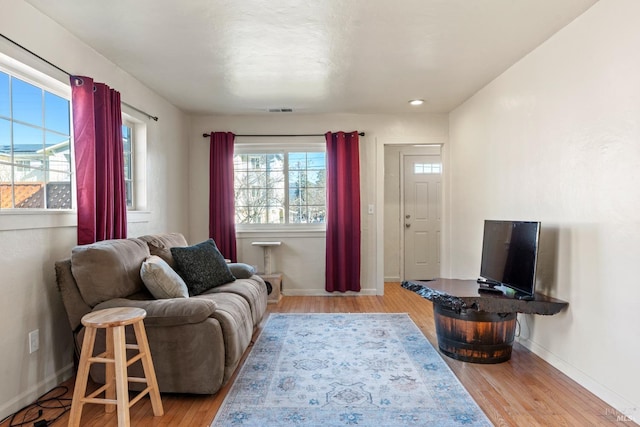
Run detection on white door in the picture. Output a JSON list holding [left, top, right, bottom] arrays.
[[403, 155, 442, 280]]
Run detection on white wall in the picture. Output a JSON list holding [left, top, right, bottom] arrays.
[[0, 1, 190, 419], [447, 0, 639, 419], [189, 113, 447, 295]]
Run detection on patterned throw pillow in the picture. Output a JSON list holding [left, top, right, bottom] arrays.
[[170, 239, 236, 296]]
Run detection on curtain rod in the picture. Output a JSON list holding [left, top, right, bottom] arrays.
[[203, 132, 365, 138], [0, 33, 159, 121]]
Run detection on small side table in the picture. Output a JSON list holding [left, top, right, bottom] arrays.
[[260, 272, 283, 304], [251, 241, 281, 274]]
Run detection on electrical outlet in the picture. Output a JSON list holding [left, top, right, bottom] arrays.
[[29, 329, 39, 353], [368, 204, 374, 215]]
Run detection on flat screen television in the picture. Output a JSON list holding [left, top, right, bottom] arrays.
[[478, 220, 541, 298]]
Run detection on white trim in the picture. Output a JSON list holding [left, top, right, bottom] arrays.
[[375, 137, 445, 296], [0, 210, 76, 231], [283, 288, 378, 296], [0, 363, 73, 421], [0, 209, 150, 231], [517, 336, 639, 422], [237, 228, 325, 239]]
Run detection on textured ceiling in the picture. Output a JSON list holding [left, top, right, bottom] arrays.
[[25, 0, 597, 115]]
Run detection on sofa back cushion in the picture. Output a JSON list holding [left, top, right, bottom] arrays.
[[71, 238, 150, 307], [138, 233, 188, 268], [171, 239, 236, 296]]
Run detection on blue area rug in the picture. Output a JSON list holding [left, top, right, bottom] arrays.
[[211, 313, 493, 427]]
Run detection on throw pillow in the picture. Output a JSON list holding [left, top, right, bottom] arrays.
[[228, 263, 256, 279], [140, 255, 189, 299], [170, 239, 236, 296]]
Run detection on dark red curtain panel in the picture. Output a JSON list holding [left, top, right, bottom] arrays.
[[209, 132, 237, 262], [325, 131, 361, 292], [71, 76, 127, 245]]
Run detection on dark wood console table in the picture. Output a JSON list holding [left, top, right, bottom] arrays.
[[402, 279, 568, 364]]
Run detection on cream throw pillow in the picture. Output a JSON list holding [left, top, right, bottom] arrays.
[[140, 255, 189, 299]]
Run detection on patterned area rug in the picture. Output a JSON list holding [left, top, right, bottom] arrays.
[[211, 313, 493, 427]]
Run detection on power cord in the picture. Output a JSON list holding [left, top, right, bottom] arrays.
[[0, 386, 72, 427]]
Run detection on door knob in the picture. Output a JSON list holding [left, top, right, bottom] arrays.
[[405, 223, 411, 228]]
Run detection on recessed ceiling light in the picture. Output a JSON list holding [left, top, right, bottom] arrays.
[[409, 99, 424, 106]]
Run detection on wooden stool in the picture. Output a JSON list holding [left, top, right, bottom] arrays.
[[69, 307, 164, 427]]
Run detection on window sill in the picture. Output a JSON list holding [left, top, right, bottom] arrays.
[[0, 210, 151, 231], [236, 225, 325, 239], [0, 210, 77, 231], [128, 210, 151, 223]]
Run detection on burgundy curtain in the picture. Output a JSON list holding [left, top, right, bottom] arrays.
[[209, 132, 237, 261], [71, 76, 127, 245], [325, 131, 361, 292]]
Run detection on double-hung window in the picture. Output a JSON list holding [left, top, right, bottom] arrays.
[[234, 144, 326, 226], [0, 65, 72, 210], [121, 120, 134, 208], [0, 54, 142, 215]]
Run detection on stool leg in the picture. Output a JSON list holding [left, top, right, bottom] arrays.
[[68, 327, 97, 427], [113, 325, 131, 427], [104, 327, 116, 413], [133, 321, 164, 416]]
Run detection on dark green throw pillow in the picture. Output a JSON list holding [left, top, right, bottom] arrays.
[[170, 239, 236, 296]]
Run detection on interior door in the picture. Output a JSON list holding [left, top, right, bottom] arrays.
[[403, 155, 442, 280]]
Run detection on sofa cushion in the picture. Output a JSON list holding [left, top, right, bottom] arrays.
[[202, 277, 268, 326], [138, 233, 189, 268], [227, 263, 256, 279], [71, 238, 150, 307], [171, 239, 236, 296], [140, 255, 189, 299], [93, 297, 217, 327]]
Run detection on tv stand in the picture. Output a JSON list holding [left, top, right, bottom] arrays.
[[401, 279, 568, 364]]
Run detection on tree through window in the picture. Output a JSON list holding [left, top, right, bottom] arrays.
[[233, 148, 326, 225]]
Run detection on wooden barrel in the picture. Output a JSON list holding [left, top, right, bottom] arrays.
[[433, 304, 516, 364]]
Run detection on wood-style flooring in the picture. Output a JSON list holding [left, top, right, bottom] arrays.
[[4, 283, 631, 427]]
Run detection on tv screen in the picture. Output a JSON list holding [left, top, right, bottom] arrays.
[[479, 220, 541, 297]]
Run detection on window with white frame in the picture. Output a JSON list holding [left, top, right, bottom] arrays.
[[122, 120, 134, 208], [233, 145, 326, 225], [0, 55, 144, 213], [0, 67, 72, 209]]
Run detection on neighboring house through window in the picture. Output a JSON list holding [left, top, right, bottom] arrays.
[[0, 66, 72, 209], [0, 54, 143, 213]]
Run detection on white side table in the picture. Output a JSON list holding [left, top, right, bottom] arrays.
[[251, 241, 282, 274], [251, 241, 283, 303], [259, 272, 283, 304]]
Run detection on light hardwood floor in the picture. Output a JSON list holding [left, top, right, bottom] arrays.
[[6, 283, 632, 426]]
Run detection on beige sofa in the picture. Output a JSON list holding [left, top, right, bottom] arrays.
[[54, 232, 268, 394]]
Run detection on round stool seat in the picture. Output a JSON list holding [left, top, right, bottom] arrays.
[[82, 307, 147, 328]]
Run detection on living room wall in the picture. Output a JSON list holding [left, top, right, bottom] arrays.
[[447, 0, 639, 419], [0, 1, 191, 419], [189, 113, 448, 295]]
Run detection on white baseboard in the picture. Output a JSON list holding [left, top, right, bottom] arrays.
[[284, 288, 379, 296], [0, 363, 74, 420], [384, 276, 401, 282], [517, 337, 638, 422]]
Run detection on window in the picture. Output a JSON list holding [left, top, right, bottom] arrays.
[[0, 68, 72, 209], [122, 121, 134, 208], [234, 147, 326, 225], [0, 55, 143, 214], [414, 162, 442, 174]]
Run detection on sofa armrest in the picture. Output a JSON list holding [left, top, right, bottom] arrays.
[[93, 298, 217, 327]]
